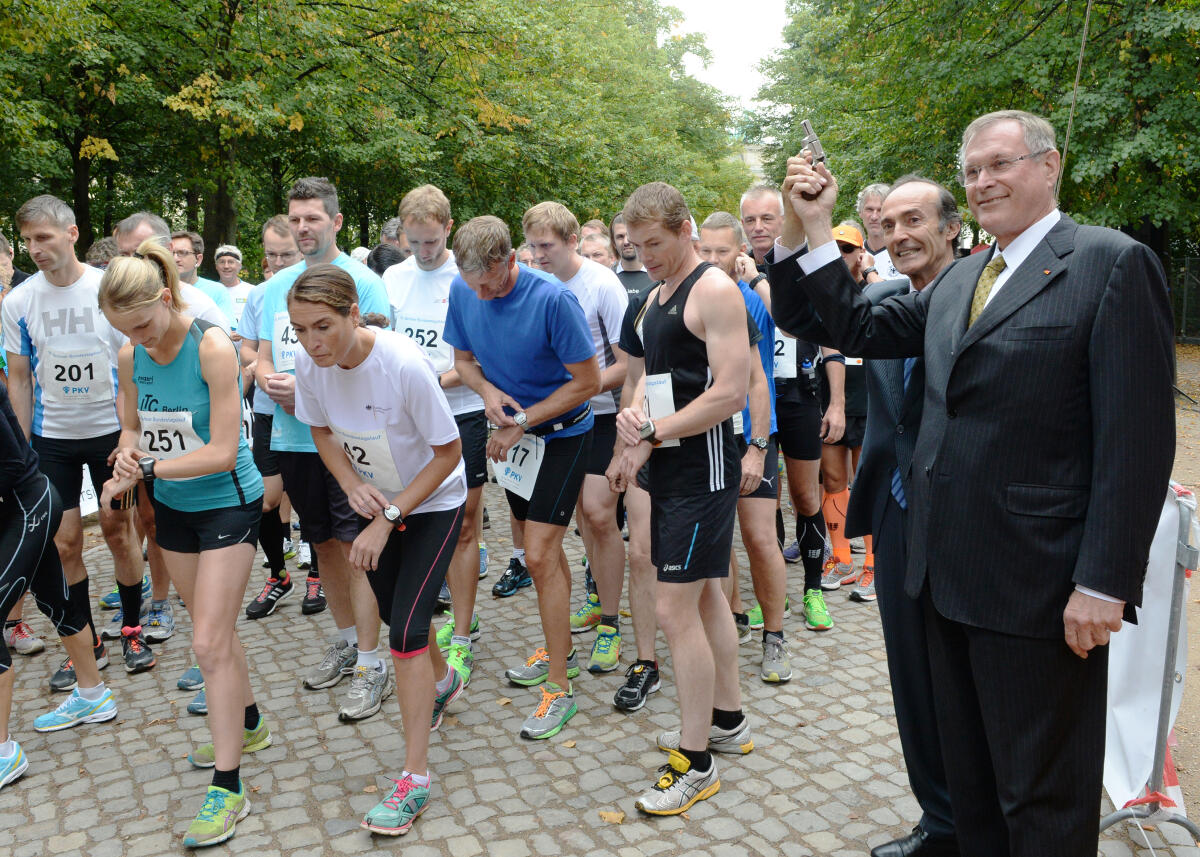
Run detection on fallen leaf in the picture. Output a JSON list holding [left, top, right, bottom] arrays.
[[251, 785, 261, 792], [562, 740, 576, 748], [497, 697, 512, 706], [681, 812, 690, 820], [598, 810, 625, 824], [364, 785, 378, 793], [619, 609, 632, 617]]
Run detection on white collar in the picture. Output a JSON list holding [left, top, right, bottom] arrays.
[[994, 209, 1060, 272]]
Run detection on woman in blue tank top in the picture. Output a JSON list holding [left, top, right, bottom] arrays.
[[96, 239, 266, 848]]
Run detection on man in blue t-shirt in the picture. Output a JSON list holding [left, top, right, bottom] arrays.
[[254, 177, 393, 722], [443, 215, 600, 741]]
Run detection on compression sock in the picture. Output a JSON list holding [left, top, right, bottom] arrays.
[[821, 488, 852, 564], [68, 579, 100, 647], [117, 581, 144, 626], [258, 508, 287, 576], [775, 507, 786, 550], [797, 511, 827, 593]]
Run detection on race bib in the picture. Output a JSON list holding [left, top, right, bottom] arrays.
[[773, 335, 797, 380], [41, 342, 113, 405], [396, 313, 452, 374], [494, 434, 544, 501], [732, 411, 744, 437], [139, 410, 204, 460], [643, 373, 680, 448], [273, 311, 299, 372], [331, 424, 404, 495]]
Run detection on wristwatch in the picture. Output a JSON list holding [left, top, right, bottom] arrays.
[[637, 418, 661, 447], [138, 457, 157, 484], [382, 504, 406, 532], [749, 436, 769, 450], [513, 411, 528, 429], [862, 266, 878, 276], [748, 274, 767, 287]]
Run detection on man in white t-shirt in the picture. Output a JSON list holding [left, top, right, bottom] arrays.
[[383, 184, 489, 688], [523, 201, 629, 675], [3, 195, 152, 684], [857, 183, 901, 280], [213, 244, 253, 332]]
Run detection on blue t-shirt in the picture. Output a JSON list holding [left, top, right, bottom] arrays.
[[258, 254, 391, 452], [443, 264, 595, 439], [238, 282, 276, 416], [738, 280, 777, 438], [193, 276, 236, 327]]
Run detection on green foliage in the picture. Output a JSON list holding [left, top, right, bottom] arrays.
[[0, 0, 751, 270], [752, 0, 1200, 249]]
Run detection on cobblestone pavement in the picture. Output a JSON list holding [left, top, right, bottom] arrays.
[[3, 483, 1197, 856]]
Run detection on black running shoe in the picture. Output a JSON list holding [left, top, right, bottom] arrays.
[[492, 557, 532, 597], [613, 661, 661, 712], [121, 627, 156, 673], [49, 640, 109, 692], [301, 576, 327, 615], [245, 575, 294, 620]]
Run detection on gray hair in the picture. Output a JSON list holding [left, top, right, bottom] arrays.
[[888, 174, 962, 231], [959, 110, 1057, 167], [739, 183, 783, 216], [381, 217, 404, 242], [114, 211, 170, 245], [16, 195, 76, 230], [700, 211, 746, 246], [453, 216, 512, 274], [856, 183, 890, 215]]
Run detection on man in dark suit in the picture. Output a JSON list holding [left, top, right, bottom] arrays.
[[767, 110, 1175, 857]]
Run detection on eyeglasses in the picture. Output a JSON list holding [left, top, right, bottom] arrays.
[[836, 243, 859, 254], [958, 150, 1050, 186], [171, 249, 196, 258], [264, 251, 300, 261]]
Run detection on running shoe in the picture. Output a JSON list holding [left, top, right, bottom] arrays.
[[436, 580, 451, 610], [733, 612, 752, 645], [587, 625, 621, 673], [431, 668, 465, 731], [657, 718, 754, 755], [803, 588, 834, 631], [361, 774, 429, 836], [482, 507, 490, 529], [33, 687, 118, 731], [101, 607, 147, 641], [303, 640, 357, 689], [446, 642, 474, 687], [435, 612, 481, 651], [505, 647, 580, 687], [0, 741, 27, 791], [187, 689, 208, 716], [519, 683, 577, 739], [3, 620, 45, 654], [491, 557, 531, 597], [245, 575, 294, 620], [634, 750, 719, 815], [745, 596, 791, 631], [99, 575, 150, 609], [849, 566, 876, 602], [182, 785, 251, 847], [296, 541, 312, 570], [782, 539, 802, 564], [583, 557, 596, 596], [301, 576, 326, 614], [143, 599, 175, 643], [188, 717, 271, 768], [569, 593, 601, 633], [820, 558, 857, 590], [282, 537, 296, 560], [478, 543, 489, 579], [760, 635, 793, 683], [178, 664, 204, 691], [613, 661, 660, 712], [338, 664, 391, 721], [121, 626, 156, 673], [49, 641, 109, 692]]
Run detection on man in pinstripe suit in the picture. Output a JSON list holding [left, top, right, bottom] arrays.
[[767, 110, 1175, 857]]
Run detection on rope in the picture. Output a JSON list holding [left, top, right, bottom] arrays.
[[1057, 0, 1095, 198]]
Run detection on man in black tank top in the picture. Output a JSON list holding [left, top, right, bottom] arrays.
[[611, 182, 754, 817]]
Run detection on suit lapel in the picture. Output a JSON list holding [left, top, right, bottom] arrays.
[[957, 217, 1077, 354]]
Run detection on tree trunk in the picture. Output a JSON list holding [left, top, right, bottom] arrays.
[[185, 187, 200, 233], [359, 210, 370, 249]]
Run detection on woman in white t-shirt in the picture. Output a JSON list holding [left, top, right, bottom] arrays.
[[289, 263, 467, 837]]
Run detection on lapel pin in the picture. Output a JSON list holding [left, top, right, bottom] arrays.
[[1043, 269, 1051, 275]]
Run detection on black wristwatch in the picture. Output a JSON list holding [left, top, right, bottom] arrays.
[[748, 274, 767, 287], [383, 504, 406, 532], [749, 436, 769, 450], [138, 457, 157, 484]]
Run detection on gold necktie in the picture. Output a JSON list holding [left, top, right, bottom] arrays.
[[968, 255, 1006, 326]]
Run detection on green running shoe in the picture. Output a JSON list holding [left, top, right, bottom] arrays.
[[746, 595, 791, 631], [435, 612, 480, 651], [803, 588, 834, 631], [431, 668, 465, 732], [183, 785, 250, 847], [188, 717, 272, 768], [361, 774, 429, 835], [569, 593, 601, 633], [504, 647, 580, 687], [446, 641, 474, 687], [587, 625, 621, 673]]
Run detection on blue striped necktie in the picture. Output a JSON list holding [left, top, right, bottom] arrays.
[[890, 356, 917, 509]]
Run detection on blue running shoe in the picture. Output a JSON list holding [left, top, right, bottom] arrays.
[[34, 688, 118, 732], [178, 664, 204, 691], [437, 580, 451, 610], [0, 741, 28, 791], [143, 599, 175, 643], [99, 575, 150, 610], [478, 543, 489, 579], [187, 688, 208, 716]]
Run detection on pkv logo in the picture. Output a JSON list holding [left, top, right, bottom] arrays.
[[503, 466, 523, 483]]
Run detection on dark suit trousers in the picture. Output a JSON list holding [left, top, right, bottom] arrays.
[[874, 492, 954, 839], [921, 588, 1109, 857]]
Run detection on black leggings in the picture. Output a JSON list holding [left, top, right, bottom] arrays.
[[363, 506, 464, 658], [0, 475, 88, 673]]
